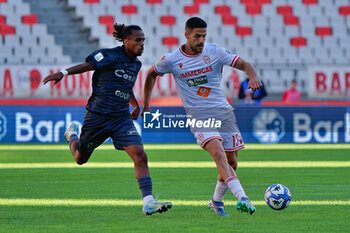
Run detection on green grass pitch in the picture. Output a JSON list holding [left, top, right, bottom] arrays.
[[0, 144, 349, 233]]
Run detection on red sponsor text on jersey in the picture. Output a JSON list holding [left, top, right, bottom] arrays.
[[180, 66, 213, 78]]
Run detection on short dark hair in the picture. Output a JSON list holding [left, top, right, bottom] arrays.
[[185, 17, 207, 31], [113, 23, 142, 42]]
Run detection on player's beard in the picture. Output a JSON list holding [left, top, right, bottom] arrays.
[[137, 47, 144, 56], [191, 43, 204, 53]]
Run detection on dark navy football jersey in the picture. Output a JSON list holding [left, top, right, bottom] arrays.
[[85, 45, 141, 116]]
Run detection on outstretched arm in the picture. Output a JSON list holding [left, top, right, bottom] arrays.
[[234, 58, 262, 92], [141, 67, 158, 116], [42, 62, 94, 85]]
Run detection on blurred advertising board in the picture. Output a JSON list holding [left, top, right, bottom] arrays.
[[308, 66, 350, 98], [0, 106, 349, 144]]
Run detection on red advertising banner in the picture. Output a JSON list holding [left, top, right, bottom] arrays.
[[308, 66, 350, 98], [0, 66, 91, 98], [0, 65, 243, 100]]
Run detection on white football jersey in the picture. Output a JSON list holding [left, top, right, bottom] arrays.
[[153, 43, 239, 112]]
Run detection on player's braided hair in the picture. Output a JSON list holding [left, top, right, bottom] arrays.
[[113, 23, 142, 42]]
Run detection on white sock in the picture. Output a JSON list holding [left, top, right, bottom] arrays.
[[212, 180, 228, 202], [68, 131, 77, 139], [225, 176, 247, 201], [143, 195, 154, 205]]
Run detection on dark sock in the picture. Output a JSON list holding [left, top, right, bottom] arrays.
[[137, 176, 153, 197], [69, 134, 79, 148]]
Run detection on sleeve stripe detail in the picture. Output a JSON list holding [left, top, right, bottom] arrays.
[[152, 65, 162, 75], [230, 56, 240, 67]]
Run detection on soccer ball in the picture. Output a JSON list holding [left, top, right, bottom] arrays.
[[264, 184, 292, 210]]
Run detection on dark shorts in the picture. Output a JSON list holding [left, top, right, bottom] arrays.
[[78, 111, 142, 156]]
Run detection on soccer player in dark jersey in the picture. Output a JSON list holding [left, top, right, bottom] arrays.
[[42, 23, 172, 216]]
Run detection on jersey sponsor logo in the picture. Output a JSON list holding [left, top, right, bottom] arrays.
[[94, 52, 104, 62], [203, 56, 210, 64], [114, 69, 137, 82], [196, 86, 211, 98], [115, 90, 131, 100], [180, 66, 213, 78], [127, 128, 139, 135], [187, 79, 195, 86], [187, 75, 208, 87]]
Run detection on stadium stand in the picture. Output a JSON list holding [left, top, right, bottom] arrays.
[[0, 0, 71, 64], [1, 0, 350, 95]]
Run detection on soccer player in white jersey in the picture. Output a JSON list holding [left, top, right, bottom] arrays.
[[142, 17, 262, 216]]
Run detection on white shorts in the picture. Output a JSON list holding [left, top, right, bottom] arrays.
[[191, 110, 245, 152]]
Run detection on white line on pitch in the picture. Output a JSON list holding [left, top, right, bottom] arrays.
[[0, 161, 349, 168], [0, 144, 350, 150], [0, 199, 349, 206]]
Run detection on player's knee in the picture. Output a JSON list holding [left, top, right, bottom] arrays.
[[212, 150, 227, 163], [226, 151, 238, 170], [228, 160, 237, 170], [132, 150, 148, 166]]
